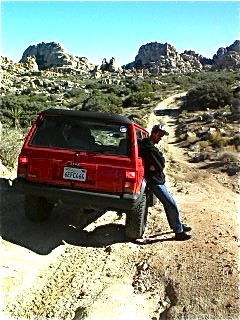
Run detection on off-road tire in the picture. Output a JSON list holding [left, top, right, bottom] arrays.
[[25, 195, 53, 222], [147, 190, 158, 207], [125, 193, 148, 239]]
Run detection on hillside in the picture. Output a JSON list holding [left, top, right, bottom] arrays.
[[0, 40, 240, 173], [0, 38, 239, 319], [1, 93, 239, 320]]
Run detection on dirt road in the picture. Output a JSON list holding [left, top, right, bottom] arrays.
[[1, 94, 239, 319]]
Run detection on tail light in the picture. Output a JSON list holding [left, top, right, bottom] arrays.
[[124, 170, 136, 194], [17, 155, 29, 178]]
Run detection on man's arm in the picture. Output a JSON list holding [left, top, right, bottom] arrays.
[[150, 149, 165, 173]]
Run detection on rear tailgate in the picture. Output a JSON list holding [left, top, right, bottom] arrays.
[[24, 147, 132, 194], [73, 153, 132, 193]]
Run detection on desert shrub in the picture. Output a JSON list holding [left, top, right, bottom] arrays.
[[229, 133, 240, 151], [0, 93, 49, 128], [196, 140, 210, 151], [186, 132, 198, 144], [208, 131, 228, 148], [129, 80, 154, 92], [64, 91, 88, 108], [183, 81, 233, 111], [82, 92, 122, 113], [85, 81, 103, 90], [105, 85, 131, 96], [217, 151, 240, 176], [217, 151, 239, 163], [0, 127, 25, 169], [63, 88, 86, 98], [123, 91, 154, 108]]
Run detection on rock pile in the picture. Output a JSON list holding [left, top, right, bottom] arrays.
[[100, 57, 122, 72], [1, 40, 239, 94], [0, 56, 39, 91], [20, 42, 94, 71], [16, 39, 240, 75], [132, 42, 204, 74], [125, 40, 240, 74], [213, 40, 240, 70]]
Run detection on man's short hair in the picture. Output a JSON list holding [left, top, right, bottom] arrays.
[[151, 124, 169, 136]]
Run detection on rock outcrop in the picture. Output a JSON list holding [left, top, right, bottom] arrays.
[[1, 40, 239, 94], [17, 40, 240, 76], [124, 40, 239, 74], [100, 57, 122, 72], [213, 40, 240, 70], [20, 42, 94, 71], [124, 42, 208, 73], [0, 56, 39, 91]]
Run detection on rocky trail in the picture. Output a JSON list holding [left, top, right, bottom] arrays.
[[1, 93, 239, 320]]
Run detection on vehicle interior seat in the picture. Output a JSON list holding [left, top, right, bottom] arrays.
[[118, 138, 130, 156]]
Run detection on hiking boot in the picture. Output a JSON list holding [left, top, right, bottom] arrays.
[[182, 224, 192, 232], [175, 231, 192, 241]]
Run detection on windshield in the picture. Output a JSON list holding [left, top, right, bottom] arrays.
[[30, 115, 131, 156]]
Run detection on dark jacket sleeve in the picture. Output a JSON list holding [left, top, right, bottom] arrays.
[[139, 139, 166, 183], [150, 148, 165, 172]]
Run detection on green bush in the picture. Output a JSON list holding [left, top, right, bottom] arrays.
[[208, 131, 228, 148], [218, 151, 239, 163], [123, 91, 154, 108], [129, 80, 154, 92], [105, 85, 131, 96], [82, 92, 122, 113], [183, 81, 233, 111], [0, 127, 25, 169], [0, 93, 49, 128], [85, 81, 103, 90], [63, 88, 87, 99]]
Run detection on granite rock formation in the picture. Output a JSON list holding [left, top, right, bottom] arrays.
[[125, 40, 239, 74], [1, 40, 239, 94], [20, 42, 94, 71], [213, 40, 240, 70]]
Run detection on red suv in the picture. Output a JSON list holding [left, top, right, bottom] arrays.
[[14, 109, 156, 239]]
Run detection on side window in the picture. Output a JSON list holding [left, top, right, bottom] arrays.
[[136, 129, 143, 140], [136, 128, 147, 141], [135, 128, 148, 157]]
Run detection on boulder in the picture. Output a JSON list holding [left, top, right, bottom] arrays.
[[213, 40, 240, 70], [124, 40, 239, 74], [20, 42, 94, 71], [100, 57, 122, 72], [20, 56, 39, 71], [125, 42, 209, 74]]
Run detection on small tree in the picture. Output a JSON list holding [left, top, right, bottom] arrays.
[[183, 81, 233, 111]]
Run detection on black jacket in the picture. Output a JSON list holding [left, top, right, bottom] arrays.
[[139, 138, 165, 184]]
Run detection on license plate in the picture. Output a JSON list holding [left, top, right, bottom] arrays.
[[63, 167, 87, 181]]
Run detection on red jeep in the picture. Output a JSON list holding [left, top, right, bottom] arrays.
[[13, 109, 156, 239]]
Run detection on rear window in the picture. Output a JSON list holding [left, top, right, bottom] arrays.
[[30, 115, 131, 156]]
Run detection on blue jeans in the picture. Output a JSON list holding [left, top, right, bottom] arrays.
[[150, 183, 183, 233]]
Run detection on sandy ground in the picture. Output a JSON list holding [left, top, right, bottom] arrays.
[[1, 93, 239, 320]]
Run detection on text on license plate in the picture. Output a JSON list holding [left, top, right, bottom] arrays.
[[63, 167, 87, 181]]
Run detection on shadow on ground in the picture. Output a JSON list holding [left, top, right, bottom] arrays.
[[154, 108, 180, 117], [0, 178, 130, 255], [0, 179, 175, 255]]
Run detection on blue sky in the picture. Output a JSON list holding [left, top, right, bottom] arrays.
[[1, 1, 239, 66]]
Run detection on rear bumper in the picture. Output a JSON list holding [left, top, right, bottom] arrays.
[[13, 178, 142, 211]]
